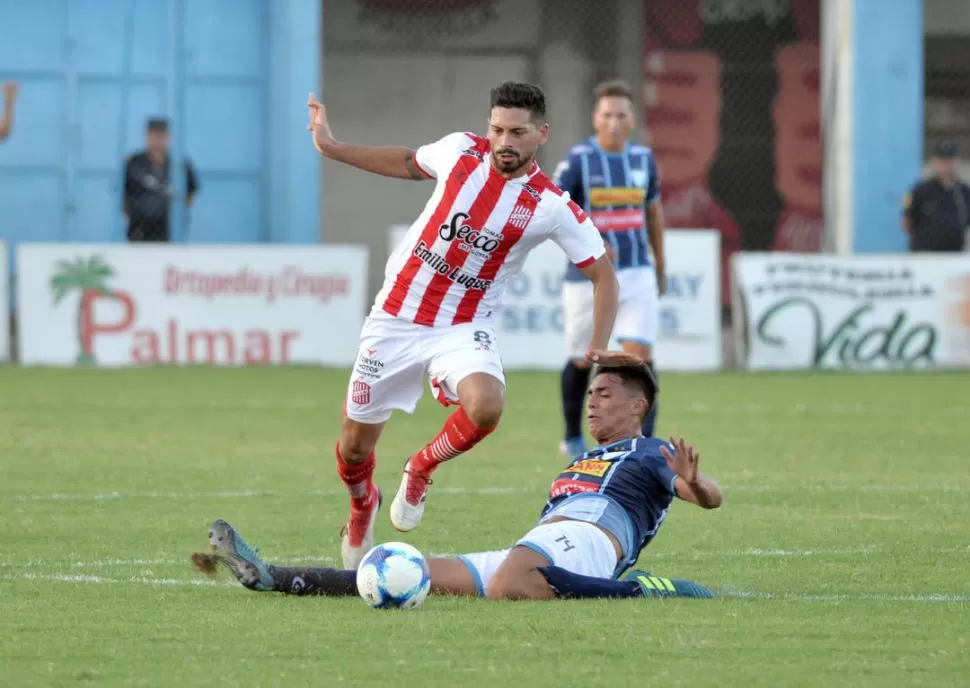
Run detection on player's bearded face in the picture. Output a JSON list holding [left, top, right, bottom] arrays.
[[487, 107, 549, 176]]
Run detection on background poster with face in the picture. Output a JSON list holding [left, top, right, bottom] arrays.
[[643, 0, 822, 309]]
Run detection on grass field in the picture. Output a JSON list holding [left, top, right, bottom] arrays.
[[1, 367, 968, 687]]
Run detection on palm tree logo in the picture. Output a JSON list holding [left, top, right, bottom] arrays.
[[50, 255, 117, 366]]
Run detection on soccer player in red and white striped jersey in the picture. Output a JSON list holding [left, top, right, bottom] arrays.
[[308, 82, 621, 570]]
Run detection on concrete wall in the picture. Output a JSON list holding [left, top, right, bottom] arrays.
[[320, 0, 643, 298], [924, 0, 970, 180], [925, 0, 970, 35], [0, 0, 320, 252]]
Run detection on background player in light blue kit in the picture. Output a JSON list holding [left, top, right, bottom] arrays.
[[554, 80, 668, 457]]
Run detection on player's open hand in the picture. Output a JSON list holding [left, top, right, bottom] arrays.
[[307, 92, 334, 155], [660, 436, 699, 484], [585, 349, 644, 367]]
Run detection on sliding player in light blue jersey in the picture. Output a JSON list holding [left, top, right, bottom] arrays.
[[193, 358, 721, 601], [555, 80, 667, 457]]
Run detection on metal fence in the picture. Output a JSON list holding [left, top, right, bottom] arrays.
[[321, 0, 823, 303], [923, 25, 970, 254], [925, 12, 970, 174]]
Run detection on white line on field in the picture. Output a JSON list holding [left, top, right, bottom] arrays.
[[9, 483, 968, 502], [3, 545, 966, 571], [647, 545, 970, 559], [0, 399, 322, 411], [720, 590, 970, 604], [1, 572, 232, 587], [0, 555, 338, 569], [647, 546, 878, 559], [4, 399, 968, 414], [4, 572, 967, 603], [684, 402, 970, 415], [729, 484, 970, 493], [11, 487, 534, 502]]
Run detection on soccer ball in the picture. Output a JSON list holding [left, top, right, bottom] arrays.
[[356, 542, 431, 610]]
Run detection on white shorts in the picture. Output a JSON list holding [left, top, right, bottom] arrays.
[[344, 315, 505, 424], [457, 520, 618, 597], [563, 265, 659, 359]]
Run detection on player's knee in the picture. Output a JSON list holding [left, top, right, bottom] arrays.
[[463, 398, 503, 429], [338, 438, 372, 464], [486, 583, 523, 601], [457, 374, 505, 429], [338, 421, 377, 464], [485, 567, 512, 600], [486, 561, 552, 601], [486, 574, 550, 601], [486, 575, 529, 600]]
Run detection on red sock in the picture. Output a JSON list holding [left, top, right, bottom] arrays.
[[409, 407, 497, 475], [335, 444, 376, 511]]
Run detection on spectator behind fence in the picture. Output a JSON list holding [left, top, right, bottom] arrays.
[[902, 141, 970, 253], [0, 81, 19, 141], [123, 118, 199, 242]]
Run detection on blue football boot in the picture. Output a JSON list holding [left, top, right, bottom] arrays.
[[622, 569, 715, 599], [207, 519, 276, 592]]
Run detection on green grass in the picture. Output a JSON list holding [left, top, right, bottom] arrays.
[[1, 367, 968, 687]]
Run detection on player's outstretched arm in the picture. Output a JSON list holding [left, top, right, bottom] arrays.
[[306, 93, 428, 180], [674, 471, 721, 509], [579, 255, 619, 358], [660, 436, 723, 509]]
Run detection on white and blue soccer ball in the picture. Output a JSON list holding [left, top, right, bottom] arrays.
[[356, 542, 431, 610]]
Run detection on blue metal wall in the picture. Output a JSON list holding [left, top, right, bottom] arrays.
[[851, 0, 923, 253], [0, 0, 320, 251]]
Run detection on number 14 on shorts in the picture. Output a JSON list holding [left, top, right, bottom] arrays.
[[554, 534, 576, 552]]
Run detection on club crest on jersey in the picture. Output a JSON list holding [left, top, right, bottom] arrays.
[[508, 204, 535, 229], [351, 380, 371, 405], [439, 212, 501, 254], [630, 168, 648, 188]]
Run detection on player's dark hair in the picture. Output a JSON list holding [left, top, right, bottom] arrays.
[[490, 81, 547, 121], [593, 79, 634, 106], [592, 362, 658, 415]]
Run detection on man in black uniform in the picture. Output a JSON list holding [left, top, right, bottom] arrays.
[[902, 141, 970, 253], [122, 118, 199, 242]]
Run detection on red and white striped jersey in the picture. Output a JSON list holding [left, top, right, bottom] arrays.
[[375, 132, 606, 327]]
